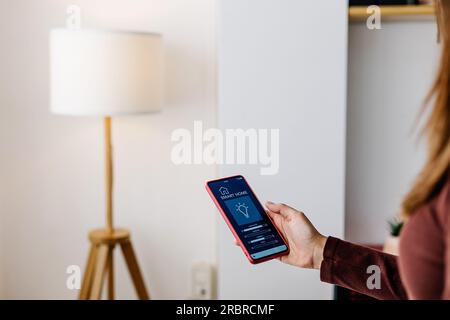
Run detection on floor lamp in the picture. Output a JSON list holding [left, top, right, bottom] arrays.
[[50, 29, 163, 299]]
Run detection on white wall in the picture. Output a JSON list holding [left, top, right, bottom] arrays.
[[217, 0, 348, 299], [346, 20, 439, 244], [0, 177, 4, 298], [0, 0, 217, 299]]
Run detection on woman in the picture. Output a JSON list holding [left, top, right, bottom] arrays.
[[261, 0, 450, 299]]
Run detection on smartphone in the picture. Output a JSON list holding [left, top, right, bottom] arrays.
[[205, 175, 289, 264]]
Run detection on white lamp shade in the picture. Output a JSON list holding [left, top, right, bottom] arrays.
[[50, 29, 163, 116]]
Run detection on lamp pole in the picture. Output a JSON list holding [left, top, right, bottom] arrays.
[[104, 116, 114, 233]]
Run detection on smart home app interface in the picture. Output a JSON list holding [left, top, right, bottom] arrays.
[[208, 176, 288, 260]]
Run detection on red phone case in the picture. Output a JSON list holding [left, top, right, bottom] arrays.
[[205, 175, 289, 264]]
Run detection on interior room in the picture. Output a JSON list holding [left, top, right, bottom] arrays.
[[0, 0, 445, 303]]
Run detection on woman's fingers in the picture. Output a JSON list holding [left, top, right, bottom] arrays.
[[267, 209, 282, 226], [266, 209, 277, 221], [266, 209, 275, 219], [266, 201, 295, 219], [267, 209, 288, 240]]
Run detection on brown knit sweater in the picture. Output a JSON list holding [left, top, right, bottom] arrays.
[[320, 179, 450, 300]]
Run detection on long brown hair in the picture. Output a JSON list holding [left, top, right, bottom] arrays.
[[401, 0, 450, 217]]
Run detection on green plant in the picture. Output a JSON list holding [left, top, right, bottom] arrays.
[[388, 217, 404, 237]]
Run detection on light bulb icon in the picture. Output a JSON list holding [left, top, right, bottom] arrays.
[[235, 202, 249, 218]]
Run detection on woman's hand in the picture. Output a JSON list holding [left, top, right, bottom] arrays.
[[236, 202, 327, 269]]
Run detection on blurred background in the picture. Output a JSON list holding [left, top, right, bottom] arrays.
[[0, 0, 438, 299]]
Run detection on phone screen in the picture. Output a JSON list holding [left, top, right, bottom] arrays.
[[207, 176, 288, 261]]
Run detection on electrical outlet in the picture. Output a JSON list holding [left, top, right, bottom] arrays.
[[190, 262, 215, 300]]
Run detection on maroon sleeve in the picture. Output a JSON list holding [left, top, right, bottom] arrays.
[[320, 237, 407, 300]]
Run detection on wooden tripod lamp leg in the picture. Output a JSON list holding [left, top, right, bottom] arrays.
[[120, 240, 150, 299], [79, 244, 97, 299], [90, 244, 109, 300], [107, 244, 115, 300]]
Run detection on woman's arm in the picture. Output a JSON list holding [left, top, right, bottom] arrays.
[[320, 236, 407, 300], [264, 202, 407, 300]]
